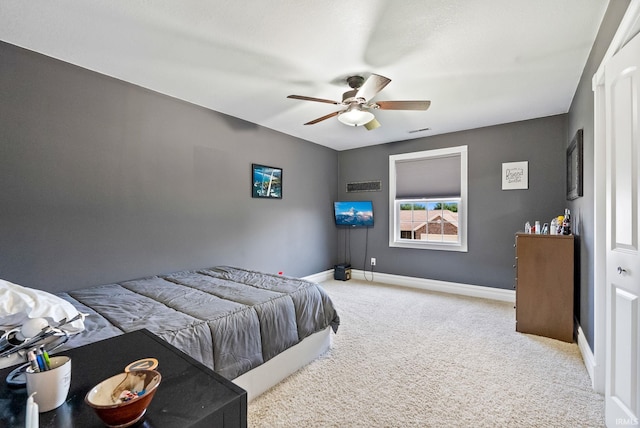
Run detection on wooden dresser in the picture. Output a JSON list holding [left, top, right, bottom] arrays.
[[514, 233, 575, 342]]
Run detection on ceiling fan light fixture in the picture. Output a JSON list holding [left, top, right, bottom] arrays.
[[288, 73, 430, 130], [364, 118, 381, 130], [337, 105, 375, 127]]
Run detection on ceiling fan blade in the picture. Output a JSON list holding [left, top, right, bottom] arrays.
[[375, 100, 431, 110], [304, 110, 342, 125], [364, 118, 381, 131], [287, 95, 340, 105], [355, 74, 391, 101]]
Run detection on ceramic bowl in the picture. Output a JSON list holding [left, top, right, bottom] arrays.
[[85, 369, 161, 427]]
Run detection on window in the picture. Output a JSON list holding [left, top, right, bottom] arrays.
[[389, 146, 468, 251], [398, 200, 460, 242]]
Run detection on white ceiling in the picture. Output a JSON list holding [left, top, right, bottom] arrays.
[[0, 0, 609, 151]]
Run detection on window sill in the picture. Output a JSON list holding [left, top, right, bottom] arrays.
[[389, 240, 468, 252]]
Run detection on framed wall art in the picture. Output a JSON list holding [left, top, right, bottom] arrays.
[[566, 129, 583, 200], [252, 163, 282, 199], [502, 161, 528, 190]]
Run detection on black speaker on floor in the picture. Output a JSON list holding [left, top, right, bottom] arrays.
[[334, 264, 351, 281]]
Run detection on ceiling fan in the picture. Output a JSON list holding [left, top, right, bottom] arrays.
[[287, 73, 430, 130]]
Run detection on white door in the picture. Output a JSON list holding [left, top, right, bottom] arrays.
[[604, 30, 640, 427]]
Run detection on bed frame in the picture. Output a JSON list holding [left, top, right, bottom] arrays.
[[232, 326, 331, 402]]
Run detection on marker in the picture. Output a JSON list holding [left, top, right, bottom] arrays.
[[41, 346, 51, 370], [35, 349, 46, 371]]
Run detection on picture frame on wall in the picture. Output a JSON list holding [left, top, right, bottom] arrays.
[[252, 163, 282, 199], [502, 161, 528, 190], [566, 129, 583, 200]]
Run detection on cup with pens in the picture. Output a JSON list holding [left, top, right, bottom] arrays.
[[25, 346, 72, 412]]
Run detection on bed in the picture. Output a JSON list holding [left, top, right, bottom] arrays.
[[55, 266, 340, 401]]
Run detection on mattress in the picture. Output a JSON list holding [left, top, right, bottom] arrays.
[[57, 266, 340, 379]]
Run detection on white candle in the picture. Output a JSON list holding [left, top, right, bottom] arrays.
[[25, 395, 32, 428], [25, 392, 38, 428], [31, 400, 39, 428]]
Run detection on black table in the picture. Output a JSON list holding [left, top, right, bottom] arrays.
[[0, 329, 247, 427]]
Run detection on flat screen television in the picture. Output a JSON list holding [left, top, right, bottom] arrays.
[[334, 201, 374, 227]]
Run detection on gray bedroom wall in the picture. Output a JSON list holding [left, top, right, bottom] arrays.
[[337, 115, 567, 289], [0, 41, 338, 293], [567, 0, 630, 350]]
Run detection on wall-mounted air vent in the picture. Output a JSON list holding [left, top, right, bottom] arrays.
[[346, 180, 382, 193]]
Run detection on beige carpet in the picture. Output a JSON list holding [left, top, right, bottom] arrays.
[[248, 279, 604, 427]]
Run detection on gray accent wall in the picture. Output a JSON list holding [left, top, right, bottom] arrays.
[[337, 115, 568, 289], [567, 0, 630, 350], [0, 42, 338, 293]]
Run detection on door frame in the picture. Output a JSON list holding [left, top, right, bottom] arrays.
[[591, 0, 640, 394]]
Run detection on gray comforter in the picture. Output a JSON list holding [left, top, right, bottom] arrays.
[[57, 266, 339, 379]]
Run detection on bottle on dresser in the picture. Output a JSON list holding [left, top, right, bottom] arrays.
[[561, 209, 571, 235]]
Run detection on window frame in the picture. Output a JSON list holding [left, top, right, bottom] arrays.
[[389, 146, 468, 252]]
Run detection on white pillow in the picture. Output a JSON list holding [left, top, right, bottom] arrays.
[[0, 279, 85, 334]]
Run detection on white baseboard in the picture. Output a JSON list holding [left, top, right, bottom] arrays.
[[346, 269, 516, 303], [576, 324, 603, 394], [302, 269, 334, 283]]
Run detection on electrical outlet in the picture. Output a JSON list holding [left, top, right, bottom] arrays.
[[370, 258, 376, 266]]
